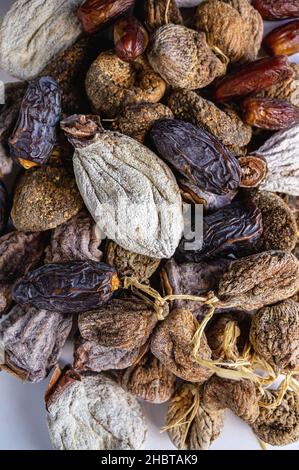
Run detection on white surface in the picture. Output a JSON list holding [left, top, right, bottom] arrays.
[[0, 0, 299, 451]]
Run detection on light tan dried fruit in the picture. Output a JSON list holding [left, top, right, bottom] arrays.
[[204, 375, 260, 423], [251, 390, 299, 446], [257, 63, 299, 107], [250, 300, 299, 371], [165, 383, 225, 450], [167, 90, 252, 155], [238, 155, 268, 188], [11, 166, 83, 232], [147, 24, 226, 90], [251, 191, 297, 252], [111, 103, 173, 143], [145, 0, 183, 32], [105, 240, 160, 283], [150, 308, 213, 383], [120, 350, 176, 403], [218, 251, 299, 311], [45, 211, 102, 264], [85, 52, 166, 118]]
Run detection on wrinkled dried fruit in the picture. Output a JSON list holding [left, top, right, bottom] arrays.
[[263, 20, 299, 56], [250, 300, 299, 371], [78, 0, 135, 34], [242, 97, 299, 130], [218, 250, 299, 310], [9, 77, 61, 168], [150, 308, 213, 383], [46, 369, 147, 450], [239, 155, 268, 188], [111, 103, 173, 143], [147, 24, 226, 90], [251, 191, 297, 252], [145, 0, 183, 32], [45, 211, 102, 264], [203, 375, 260, 423], [150, 119, 241, 211], [0, 0, 83, 80], [114, 17, 149, 62], [252, 0, 299, 20], [0, 305, 72, 382], [178, 200, 262, 260], [105, 240, 160, 283], [120, 351, 176, 403], [12, 261, 119, 314], [165, 384, 225, 450], [11, 166, 83, 232], [251, 390, 299, 446], [257, 62, 299, 107], [206, 313, 241, 360], [0, 182, 8, 236], [86, 52, 166, 118], [167, 90, 252, 155], [253, 124, 299, 195], [215, 55, 294, 101], [0, 284, 12, 315]]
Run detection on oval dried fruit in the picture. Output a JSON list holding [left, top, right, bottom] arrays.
[[78, 0, 135, 34], [114, 17, 149, 63], [263, 20, 299, 56], [252, 0, 299, 20], [242, 97, 299, 130]]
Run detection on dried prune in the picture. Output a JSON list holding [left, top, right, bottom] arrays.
[[150, 119, 241, 211], [9, 77, 61, 169], [12, 261, 119, 313]]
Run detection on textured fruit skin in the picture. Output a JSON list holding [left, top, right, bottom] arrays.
[[78, 0, 135, 34], [242, 97, 299, 130], [12, 261, 119, 313], [114, 17, 148, 62], [263, 20, 299, 56], [252, 0, 299, 20], [215, 55, 294, 101], [238, 155, 268, 188], [0, 181, 8, 235]]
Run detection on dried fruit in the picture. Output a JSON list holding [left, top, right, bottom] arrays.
[[263, 20, 299, 56], [150, 308, 213, 383], [0, 305, 72, 382], [238, 155, 268, 188], [46, 369, 147, 450], [250, 300, 299, 371], [0, 0, 84, 80], [218, 251, 299, 311], [11, 166, 83, 232], [114, 17, 149, 62], [251, 191, 297, 252], [66, 120, 183, 259], [105, 240, 160, 283], [257, 63, 299, 107], [206, 313, 241, 360], [252, 0, 299, 20], [78, 0, 135, 34], [145, 0, 183, 31], [147, 24, 226, 90], [86, 52, 166, 118], [167, 90, 252, 155], [215, 55, 294, 102], [204, 375, 260, 423], [0, 182, 8, 236], [150, 119, 241, 211], [242, 97, 299, 130], [9, 77, 61, 169], [195, 0, 263, 63], [12, 261, 119, 314], [178, 200, 263, 260], [251, 390, 299, 446], [45, 211, 102, 264], [120, 350, 176, 403], [111, 103, 173, 143], [0, 284, 12, 315], [165, 384, 225, 450]]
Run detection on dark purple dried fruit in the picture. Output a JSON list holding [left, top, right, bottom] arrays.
[[12, 261, 119, 314]]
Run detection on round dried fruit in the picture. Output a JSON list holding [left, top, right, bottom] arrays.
[[250, 300, 299, 371], [11, 166, 83, 232], [85, 52, 166, 118]]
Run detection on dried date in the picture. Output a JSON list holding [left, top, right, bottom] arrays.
[[238, 155, 268, 188], [252, 0, 299, 20], [9, 77, 61, 168], [242, 97, 299, 130], [263, 20, 299, 56], [114, 17, 149, 63], [257, 62, 299, 107], [12, 261, 119, 314], [78, 0, 135, 34]]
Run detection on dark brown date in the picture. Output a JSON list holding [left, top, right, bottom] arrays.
[[252, 0, 299, 20], [0, 181, 8, 235], [114, 17, 148, 62], [12, 261, 119, 313], [9, 77, 61, 169], [78, 0, 135, 34], [263, 20, 299, 56], [177, 201, 263, 262], [150, 119, 241, 211], [242, 97, 299, 130]]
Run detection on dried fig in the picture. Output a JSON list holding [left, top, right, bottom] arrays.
[[145, 0, 183, 31]]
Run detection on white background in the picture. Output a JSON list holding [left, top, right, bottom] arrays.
[[0, 0, 298, 450]]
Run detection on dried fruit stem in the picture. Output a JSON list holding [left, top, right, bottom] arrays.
[[165, 0, 172, 24]]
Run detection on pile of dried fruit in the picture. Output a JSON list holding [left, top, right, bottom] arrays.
[[0, 0, 299, 451]]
